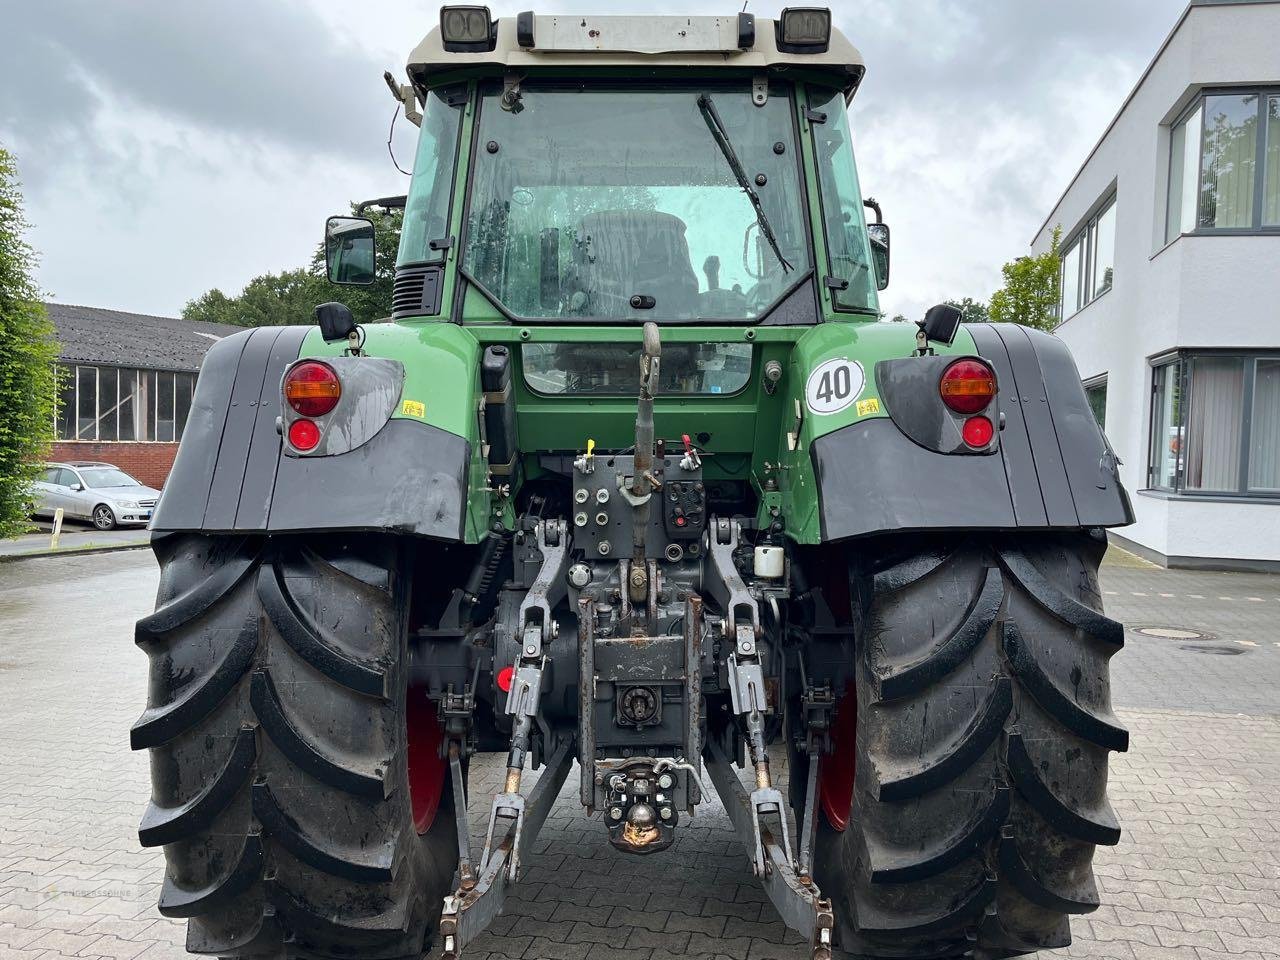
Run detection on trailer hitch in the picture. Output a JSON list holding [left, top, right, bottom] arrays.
[[704, 737, 835, 960]]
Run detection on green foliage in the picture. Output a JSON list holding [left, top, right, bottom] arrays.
[[183, 207, 402, 328], [988, 227, 1061, 331], [0, 148, 58, 538], [944, 297, 990, 325]]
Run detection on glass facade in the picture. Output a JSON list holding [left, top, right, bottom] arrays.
[[1059, 194, 1116, 320], [54, 364, 196, 443], [1166, 89, 1280, 239], [1149, 353, 1280, 497]]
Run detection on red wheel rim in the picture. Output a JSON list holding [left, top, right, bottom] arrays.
[[406, 688, 446, 834], [818, 680, 857, 831]]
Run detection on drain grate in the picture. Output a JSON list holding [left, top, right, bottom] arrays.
[[1134, 626, 1211, 641]]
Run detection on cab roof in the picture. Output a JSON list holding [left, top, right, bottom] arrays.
[[407, 12, 865, 98]]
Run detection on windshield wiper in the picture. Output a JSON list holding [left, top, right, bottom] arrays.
[[697, 93, 793, 274]]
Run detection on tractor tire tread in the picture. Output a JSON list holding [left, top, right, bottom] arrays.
[[133, 533, 457, 960], [815, 533, 1125, 959]]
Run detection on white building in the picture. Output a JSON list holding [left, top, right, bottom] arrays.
[[1031, 0, 1280, 571]]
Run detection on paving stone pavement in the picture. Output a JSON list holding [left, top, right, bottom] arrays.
[[0, 549, 1277, 960]]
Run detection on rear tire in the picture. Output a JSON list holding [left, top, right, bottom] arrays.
[[813, 532, 1126, 958], [132, 533, 458, 959]]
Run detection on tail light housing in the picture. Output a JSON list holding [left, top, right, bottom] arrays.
[[284, 361, 341, 417], [939, 359, 996, 414]]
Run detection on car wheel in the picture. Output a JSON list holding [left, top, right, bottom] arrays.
[[93, 504, 117, 530]]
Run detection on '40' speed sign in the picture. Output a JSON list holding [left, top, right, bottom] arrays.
[[805, 358, 865, 414]]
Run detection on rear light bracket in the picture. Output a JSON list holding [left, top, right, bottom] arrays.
[[873, 355, 1000, 455], [280, 356, 406, 458]]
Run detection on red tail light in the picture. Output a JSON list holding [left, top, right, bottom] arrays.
[[284, 361, 341, 416], [939, 359, 996, 414], [962, 415, 995, 448], [288, 419, 321, 451]]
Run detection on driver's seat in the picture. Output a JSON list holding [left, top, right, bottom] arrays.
[[568, 210, 700, 317]]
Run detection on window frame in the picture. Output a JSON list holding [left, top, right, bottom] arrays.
[[1165, 87, 1280, 240], [1058, 192, 1116, 321], [1146, 349, 1280, 499], [456, 78, 818, 326], [395, 83, 468, 269], [53, 363, 197, 444], [806, 83, 880, 316]]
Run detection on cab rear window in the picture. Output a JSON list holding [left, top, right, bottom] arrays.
[[522, 343, 752, 395]]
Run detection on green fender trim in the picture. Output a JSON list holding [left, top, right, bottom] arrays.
[[765, 322, 977, 543], [299, 323, 491, 542]]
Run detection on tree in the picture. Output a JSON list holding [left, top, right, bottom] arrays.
[[988, 227, 1061, 331], [0, 148, 58, 538], [184, 207, 402, 328], [944, 297, 990, 324]]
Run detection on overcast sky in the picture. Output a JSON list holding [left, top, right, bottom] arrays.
[[2, 0, 1188, 322]]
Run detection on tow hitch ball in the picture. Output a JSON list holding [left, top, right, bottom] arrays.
[[603, 759, 679, 855]]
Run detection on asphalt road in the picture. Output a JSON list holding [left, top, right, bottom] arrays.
[[0, 548, 1277, 960]]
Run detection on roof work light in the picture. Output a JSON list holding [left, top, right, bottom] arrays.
[[778, 8, 832, 52], [440, 5, 496, 52]]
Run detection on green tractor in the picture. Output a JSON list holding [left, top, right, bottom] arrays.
[[132, 8, 1133, 959]]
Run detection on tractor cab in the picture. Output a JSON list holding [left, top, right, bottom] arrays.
[[358, 8, 884, 328]]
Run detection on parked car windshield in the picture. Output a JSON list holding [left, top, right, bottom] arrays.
[[462, 83, 810, 323], [78, 467, 141, 488]]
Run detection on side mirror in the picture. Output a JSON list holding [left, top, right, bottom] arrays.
[[867, 222, 890, 291], [314, 302, 358, 343], [920, 303, 963, 346], [70, 482, 83, 492], [325, 216, 377, 285]]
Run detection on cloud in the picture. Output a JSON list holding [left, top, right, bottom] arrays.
[[833, 0, 1186, 317], [3, 1, 391, 171]]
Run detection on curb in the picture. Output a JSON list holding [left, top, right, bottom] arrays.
[[0, 541, 152, 563]]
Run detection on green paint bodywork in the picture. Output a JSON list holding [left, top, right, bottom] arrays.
[[295, 80, 971, 545]]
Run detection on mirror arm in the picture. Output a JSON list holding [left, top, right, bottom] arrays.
[[863, 197, 882, 224], [383, 72, 422, 126], [356, 195, 407, 215]]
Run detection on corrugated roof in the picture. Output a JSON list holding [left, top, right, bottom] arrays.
[[45, 302, 244, 372]]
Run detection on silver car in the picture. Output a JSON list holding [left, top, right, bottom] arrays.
[[31, 461, 160, 529]]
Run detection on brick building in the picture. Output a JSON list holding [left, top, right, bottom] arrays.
[[48, 303, 242, 488]]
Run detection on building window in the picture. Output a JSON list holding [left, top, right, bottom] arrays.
[[54, 364, 196, 443], [1166, 89, 1280, 241], [1148, 352, 1280, 497], [1058, 194, 1116, 320], [1084, 376, 1108, 430]]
